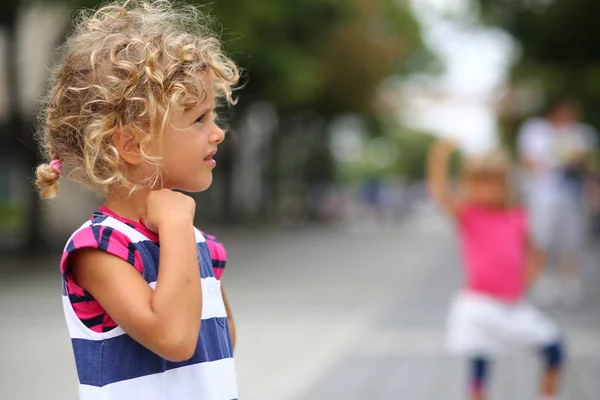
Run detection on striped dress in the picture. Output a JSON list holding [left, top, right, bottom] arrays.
[[60, 206, 237, 400]]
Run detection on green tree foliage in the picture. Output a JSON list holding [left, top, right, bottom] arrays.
[[1, 0, 433, 246], [205, 0, 432, 116], [475, 0, 600, 128]]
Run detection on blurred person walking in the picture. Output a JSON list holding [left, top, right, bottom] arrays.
[[428, 138, 565, 400], [517, 98, 597, 306], [33, 1, 239, 399]]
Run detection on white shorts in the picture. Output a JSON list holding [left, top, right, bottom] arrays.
[[446, 291, 561, 357]]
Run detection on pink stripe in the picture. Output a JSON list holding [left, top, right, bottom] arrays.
[[61, 228, 100, 274], [65, 276, 86, 297], [103, 313, 117, 328], [204, 235, 227, 280], [62, 224, 141, 333], [60, 251, 69, 275], [72, 227, 100, 249], [72, 302, 103, 320], [106, 229, 133, 262], [205, 237, 227, 261]]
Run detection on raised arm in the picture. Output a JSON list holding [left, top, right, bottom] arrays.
[[427, 138, 461, 216]]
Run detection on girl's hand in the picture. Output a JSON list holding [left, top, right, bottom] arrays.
[[142, 189, 196, 232], [439, 136, 460, 151]]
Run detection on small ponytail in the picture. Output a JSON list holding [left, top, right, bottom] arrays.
[[35, 160, 62, 199]]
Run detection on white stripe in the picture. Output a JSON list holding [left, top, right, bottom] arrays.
[[78, 357, 237, 400], [99, 217, 153, 244], [64, 276, 226, 340], [149, 277, 227, 320], [201, 277, 228, 320], [194, 228, 207, 243]]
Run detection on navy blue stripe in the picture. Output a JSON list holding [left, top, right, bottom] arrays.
[[197, 242, 214, 278], [127, 242, 136, 266], [66, 239, 77, 254], [81, 313, 105, 329], [72, 316, 233, 387], [136, 241, 159, 282], [99, 226, 113, 252], [102, 324, 118, 333], [68, 293, 92, 304], [125, 240, 211, 283], [212, 260, 226, 269], [90, 225, 101, 246], [91, 213, 109, 224]]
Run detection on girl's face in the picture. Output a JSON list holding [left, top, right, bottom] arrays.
[[464, 172, 510, 208], [159, 76, 225, 192]]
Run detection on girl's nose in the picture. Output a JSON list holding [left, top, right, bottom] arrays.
[[211, 125, 225, 144]]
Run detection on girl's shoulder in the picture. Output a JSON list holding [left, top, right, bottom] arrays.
[[63, 209, 157, 275]]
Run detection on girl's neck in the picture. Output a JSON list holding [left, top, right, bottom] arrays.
[[103, 188, 152, 221]]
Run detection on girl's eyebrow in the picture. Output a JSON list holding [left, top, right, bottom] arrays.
[[186, 103, 214, 116], [194, 99, 216, 112]]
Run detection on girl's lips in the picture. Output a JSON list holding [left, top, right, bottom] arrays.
[[204, 150, 217, 160], [203, 150, 217, 167], [204, 158, 217, 167]]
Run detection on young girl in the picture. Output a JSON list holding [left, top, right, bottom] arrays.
[[34, 1, 239, 399], [427, 138, 565, 400]]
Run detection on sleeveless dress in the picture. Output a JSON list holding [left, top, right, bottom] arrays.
[[60, 206, 238, 400]]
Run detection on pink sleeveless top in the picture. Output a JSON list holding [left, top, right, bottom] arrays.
[[457, 204, 528, 302]]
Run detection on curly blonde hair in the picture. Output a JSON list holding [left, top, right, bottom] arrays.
[[35, 0, 239, 199]]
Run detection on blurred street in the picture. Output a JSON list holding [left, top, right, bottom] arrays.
[[1, 205, 599, 400]]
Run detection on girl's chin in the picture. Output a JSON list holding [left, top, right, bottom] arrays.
[[160, 171, 213, 193], [181, 179, 213, 193]]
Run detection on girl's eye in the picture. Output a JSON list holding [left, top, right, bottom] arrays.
[[195, 110, 215, 125], [195, 114, 207, 124]]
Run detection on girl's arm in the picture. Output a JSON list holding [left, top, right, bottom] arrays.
[[71, 191, 202, 362], [427, 138, 462, 216], [525, 236, 544, 289], [221, 285, 236, 349]]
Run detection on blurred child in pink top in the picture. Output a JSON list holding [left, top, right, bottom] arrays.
[[427, 138, 564, 400]]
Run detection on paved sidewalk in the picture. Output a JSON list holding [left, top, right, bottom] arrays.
[[1, 206, 598, 399], [300, 209, 600, 400]]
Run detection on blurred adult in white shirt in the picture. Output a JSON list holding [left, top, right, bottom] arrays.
[[518, 98, 597, 307]]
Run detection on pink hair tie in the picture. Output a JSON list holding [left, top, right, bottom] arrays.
[[49, 159, 63, 175]]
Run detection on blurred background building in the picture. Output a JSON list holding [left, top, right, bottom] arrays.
[[1, 0, 599, 399]]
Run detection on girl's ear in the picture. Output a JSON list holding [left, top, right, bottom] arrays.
[[113, 128, 143, 165]]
